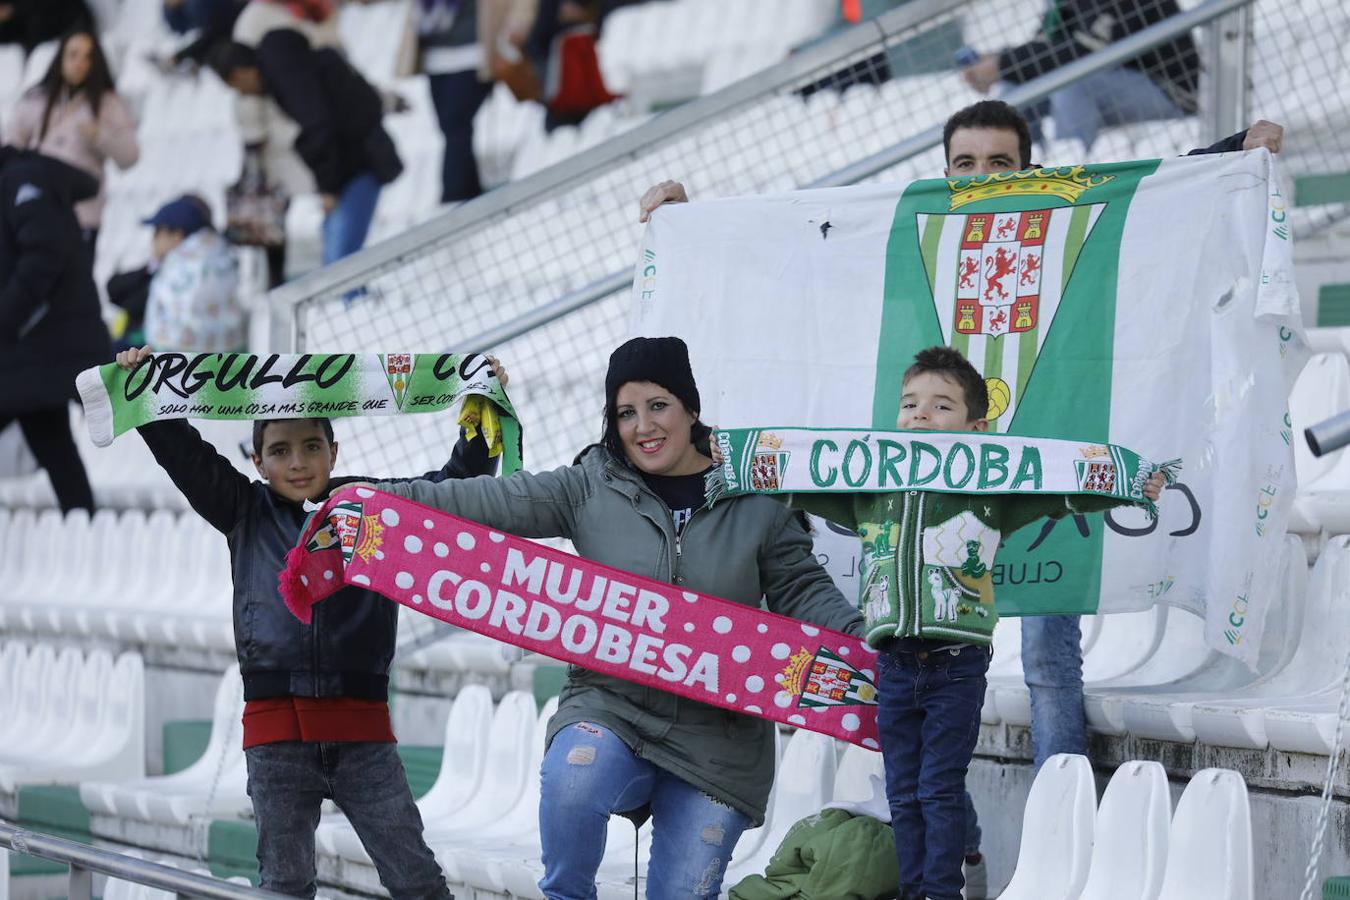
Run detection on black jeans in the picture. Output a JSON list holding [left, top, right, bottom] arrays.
[[428, 70, 493, 203], [244, 741, 452, 899], [0, 406, 94, 513]]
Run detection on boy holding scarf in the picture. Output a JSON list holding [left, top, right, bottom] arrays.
[[112, 345, 508, 899], [712, 345, 1164, 900]]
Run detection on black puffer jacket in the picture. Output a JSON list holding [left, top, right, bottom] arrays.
[[255, 28, 403, 195], [997, 0, 1200, 114], [139, 419, 496, 700], [0, 147, 112, 414]]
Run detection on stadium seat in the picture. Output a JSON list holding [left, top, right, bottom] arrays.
[[438, 697, 561, 892], [829, 741, 886, 809], [998, 753, 1096, 900], [1190, 535, 1350, 753], [0, 650, 145, 795], [81, 666, 248, 826], [719, 728, 838, 888], [993, 606, 1165, 728], [981, 615, 1022, 724], [1113, 538, 1308, 742], [316, 683, 494, 858], [1079, 760, 1171, 900], [1156, 769, 1253, 900]]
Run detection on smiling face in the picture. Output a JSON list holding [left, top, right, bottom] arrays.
[[61, 33, 93, 88], [944, 126, 1024, 177], [250, 419, 338, 503], [614, 381, 708, 477], [897, 371, 988, 433]]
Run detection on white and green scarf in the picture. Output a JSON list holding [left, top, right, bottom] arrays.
[[76, 352, 523, 473], [707, 427, 1178, 517]]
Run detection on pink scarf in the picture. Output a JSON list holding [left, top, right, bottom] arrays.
[[280, 486, 881, 748]]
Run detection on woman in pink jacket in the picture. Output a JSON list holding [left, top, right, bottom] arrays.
[[5, 29, 140, 249]]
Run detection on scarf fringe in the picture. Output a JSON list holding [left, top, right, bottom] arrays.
[[704, 466, 729, 508], [278, 544, 315, 625]]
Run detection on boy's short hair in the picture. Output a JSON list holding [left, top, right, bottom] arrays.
[[251, 418, 335, 456], [903, 346, 989, 420], [207, 40, 259, 83], [942, 100, 1033, 170]]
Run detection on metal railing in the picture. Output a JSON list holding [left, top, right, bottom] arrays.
[[271, 0, 1350, 486], [0, 822, 288, 899]]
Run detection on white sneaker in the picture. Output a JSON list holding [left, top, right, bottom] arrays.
[[962, 855, 989, 899]]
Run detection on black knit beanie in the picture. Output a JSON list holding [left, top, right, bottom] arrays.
[[604, 336, 701, 416]]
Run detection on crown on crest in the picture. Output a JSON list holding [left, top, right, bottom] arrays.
[[354, 514, 385, 563], [947, 165, 1113, 210], [779, 647, 814, 697]]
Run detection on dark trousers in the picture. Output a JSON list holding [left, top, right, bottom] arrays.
[[877, 641, 991, 900], [428, 70, 493, 203], [244, 741, 451, 899], [0, 406, 94, 513]]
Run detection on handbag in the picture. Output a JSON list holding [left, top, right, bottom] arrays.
[[225, 145, 288, 248], [542, 24, 620, 117]]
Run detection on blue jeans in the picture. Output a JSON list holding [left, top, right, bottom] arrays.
[[538, 721, 752, 900], [321, 171, 382, 265], [1020, 66, 1187, 152], [1022, 614, 1089, 766], [877, 641, 991, 900], [244, 741, 450, 899]]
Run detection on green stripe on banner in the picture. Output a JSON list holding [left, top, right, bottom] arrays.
[[872, 161, 1160, 614]]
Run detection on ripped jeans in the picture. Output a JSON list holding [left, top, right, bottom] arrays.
[[538, 721, 752, 900]]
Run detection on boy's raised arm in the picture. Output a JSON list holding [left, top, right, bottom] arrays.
[[138, 418, 254, 534], [116, 347, 253, 533]]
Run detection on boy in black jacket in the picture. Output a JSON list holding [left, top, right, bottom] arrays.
[[115, 345, 507, 899]]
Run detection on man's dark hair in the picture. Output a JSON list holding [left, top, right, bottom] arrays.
[[252, 418, 335, 456], [206, 40, 259, 84], [903, 346, 989, 421], [942, 100, 1033, 170]]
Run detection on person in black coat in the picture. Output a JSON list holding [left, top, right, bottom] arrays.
[[208, 32, 403, 265], [0, 145, 112, 512], [960, 0, 1201, 153]]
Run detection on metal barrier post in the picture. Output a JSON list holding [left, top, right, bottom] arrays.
[[1205, 3, 1252, 145], [69, 862, 94, 900]]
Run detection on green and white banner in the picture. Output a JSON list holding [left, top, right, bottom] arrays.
[[633, 152, 1306, 666], [76, 352, 522, 473]]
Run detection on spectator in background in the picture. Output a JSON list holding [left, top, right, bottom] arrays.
[[959, 0, 1200, 153], [209, 31, 402, 265], [161, 0, 247, 71], [417, 0, 536, 203], [0, 0, 95, 56], [5, 28, 140, 252], [109, 195, 245, 353], [0, 145, 112, 513], [524, 0, 622, 131]]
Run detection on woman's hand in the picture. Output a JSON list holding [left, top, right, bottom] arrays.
[[116, 346, 152, 371], [1143, 471, 1165, 502]]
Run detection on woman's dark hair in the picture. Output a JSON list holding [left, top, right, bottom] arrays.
[[34, 29, 117, 143], [597, 402, 712, 465]]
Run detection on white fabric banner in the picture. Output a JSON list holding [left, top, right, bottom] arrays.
[[632, 151, 1306, 666]]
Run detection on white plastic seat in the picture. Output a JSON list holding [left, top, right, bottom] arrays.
[[1079, 760, 1171, 900], [334, 691, 536, 865], [997, 753, 1096, 900], [830, 742, 886, 808], [316, 683, 494, 857], [0, 645, 80, 762], [981, 616, 1022, 724], [81, 666, 247, 825], [1156, 769, 1253, 900], [994, 606, 1164, 728], [1191, 535, 1350, 751], [719, 729, 837, 887], [1113, 538, 1307, 742], [439, 697, 560, 891]]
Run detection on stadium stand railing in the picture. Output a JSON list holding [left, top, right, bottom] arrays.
[[0, 820, 288, 900], [265, 0, 1350, 484]]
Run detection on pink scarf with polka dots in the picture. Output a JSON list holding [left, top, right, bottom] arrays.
[[280, 485, 881, 748]]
